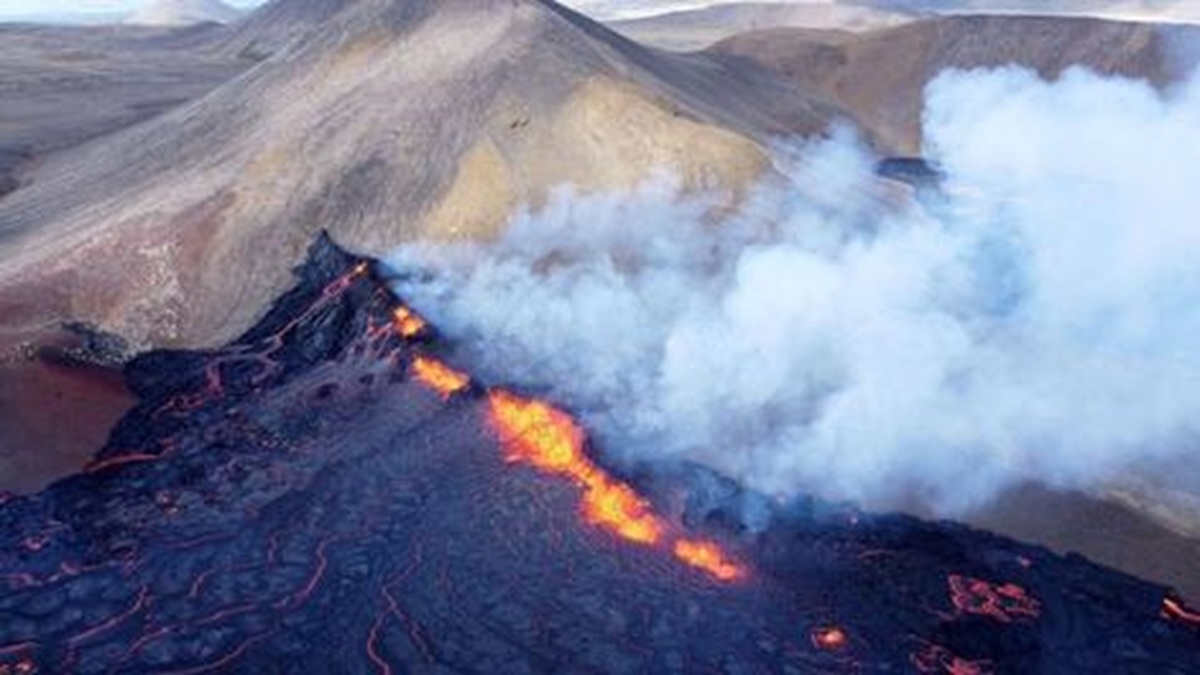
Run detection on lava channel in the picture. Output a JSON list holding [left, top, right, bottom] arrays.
[[405, 360, 746, 581], [484, 388, 745, 581]]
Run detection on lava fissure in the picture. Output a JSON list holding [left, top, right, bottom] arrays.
[[410, 356, 471, 400], [0, 236, 1197, 673], [484, 388, 745, 581]]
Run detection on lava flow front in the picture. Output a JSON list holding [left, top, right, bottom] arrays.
[[0, 234, 1197, 674]]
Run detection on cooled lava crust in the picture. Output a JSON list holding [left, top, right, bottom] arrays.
[[1, 234, 1197, 674]]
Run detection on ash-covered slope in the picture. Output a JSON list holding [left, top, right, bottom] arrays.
[[712, 14, 1200, 153], [0, 20, 255, 493], [215, 0, 352, 59], [0, 234, 1198, 674], [0, 22, 248, 200], [0, 0, 837, 351]]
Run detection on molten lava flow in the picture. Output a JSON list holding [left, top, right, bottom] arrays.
[[582, 478, 664, 545], [912, 644, 992, 675], [392, 307, 427, 339], [400, 312, 741, 579], [488, 390, 587, 475], [948, 575, 1041, 623], [809, 626, 849, 651], [673, 539, 745, 582], [488, 390, 664, 545], [411, 357, 470, 399], [486, 389, 746, 580], [1162, 597, 1200, 626]]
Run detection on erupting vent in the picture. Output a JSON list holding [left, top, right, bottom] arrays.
[[672, 538, 744, 582], [409, 355, 469, 399], [391, 306, 427, 339], [403, 343, 745, 580], [488, 390, 665, 546], [392, 296, 745, 580], [0, 235, 1196, 673]]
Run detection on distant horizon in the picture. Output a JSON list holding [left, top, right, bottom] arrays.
[[0, 0, 266, 23], [5, 0, 1200, 27]]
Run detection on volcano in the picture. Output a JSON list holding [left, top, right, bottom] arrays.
[[0, 0, 835, 352], [0, 234, 1197, 674]]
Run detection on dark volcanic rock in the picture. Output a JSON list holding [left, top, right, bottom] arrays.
[[877, 156, 944, 188], [0, 233, 1197, 674]]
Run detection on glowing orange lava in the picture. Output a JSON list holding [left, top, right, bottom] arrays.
[[486, 389, 746, 579], [488, 390, 664, 545], [402, 320, 744, 580], [392, 306, 427, 339], [411, 357, 470, 399], [810, 625, 849, 651], [488, 390, 587, 475], [674, 539, 746, 582]]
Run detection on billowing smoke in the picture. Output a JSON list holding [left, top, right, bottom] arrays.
[[389, 66, 1200, 516]]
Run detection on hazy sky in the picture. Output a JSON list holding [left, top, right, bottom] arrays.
[[0, 0, 265, 18], [4, 1, 1198, 24]]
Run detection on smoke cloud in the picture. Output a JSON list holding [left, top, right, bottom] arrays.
[[389, 66, 1200, 516]]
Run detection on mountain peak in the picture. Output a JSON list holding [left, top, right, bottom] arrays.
[[125, 0, 243, 27]]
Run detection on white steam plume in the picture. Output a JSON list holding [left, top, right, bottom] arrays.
[[389, 66, 1200, 515]]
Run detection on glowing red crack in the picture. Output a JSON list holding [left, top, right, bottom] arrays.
[[948, 574, 1041, 623]]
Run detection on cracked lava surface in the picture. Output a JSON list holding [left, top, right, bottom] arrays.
[[1, 234, 1197, 674]]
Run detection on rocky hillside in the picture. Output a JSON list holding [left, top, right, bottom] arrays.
[[0, 0, 837, 350], [712, 14, 1200, 152]]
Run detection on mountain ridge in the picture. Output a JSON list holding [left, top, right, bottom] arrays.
[[0, 0, 837, 350], [125, 0, 245, 26], [711, 13, 1200, 152]]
